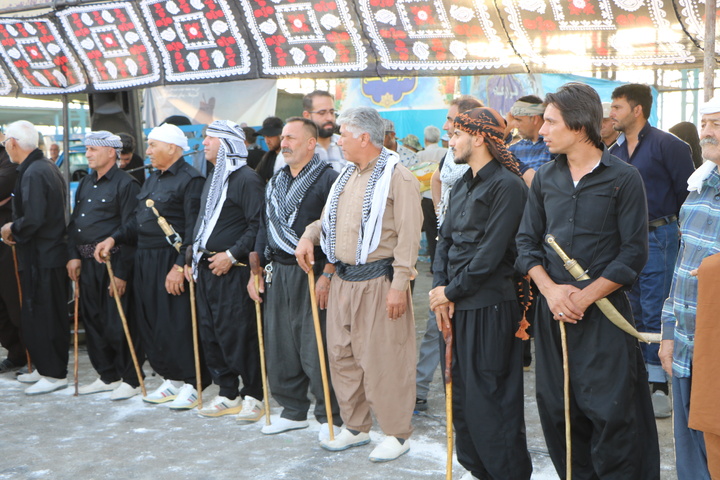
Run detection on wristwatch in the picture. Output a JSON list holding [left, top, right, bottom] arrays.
[[322, 272, 334, 280]]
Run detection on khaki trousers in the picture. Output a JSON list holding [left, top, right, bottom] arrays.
[[327, 275, 415, 439]]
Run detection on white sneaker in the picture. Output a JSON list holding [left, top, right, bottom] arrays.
[[17, 370, 41, 384], [236, 395, 264, 423], [261, 417, 309, 435], [368, 436, 410, 462], [143, 379, 180, 404], [652, 390, 672, 419], [110, 382, 141, 401], [320, 429, 371, 452], [25, 377, 68, 395], [198, 395, 242, 417], [318, 423, 343, 442], [168, 384, 199, 410], [78, 378, 121, 395]]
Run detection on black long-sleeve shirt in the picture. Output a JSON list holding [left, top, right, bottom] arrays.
[[68, 164, 140, 279], [193, 165, 265, 263], [515, 149, 648, 288], [433, 159, 527, 310], [255, 163, 338, 263], [10, 149, 68, 270], [112, 158, 203, 267]]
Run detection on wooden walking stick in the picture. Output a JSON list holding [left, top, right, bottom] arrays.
[[560, 321, 571, 479], [307, 268, 335, 442], [104, 255, 147, 396], [442, 315, 454, 480], [185, 247, 203, 409], [73, 280, 80, 396], [249, 252, 271, 426], [11, 245, 32, 373]]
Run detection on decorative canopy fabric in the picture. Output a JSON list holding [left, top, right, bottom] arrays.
[[0, 0, 717, 95]]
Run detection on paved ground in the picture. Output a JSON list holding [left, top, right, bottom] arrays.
[[0, 260, 676, 479]]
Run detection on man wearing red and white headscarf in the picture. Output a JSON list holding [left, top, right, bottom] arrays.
[[429, 107, 532, 480]]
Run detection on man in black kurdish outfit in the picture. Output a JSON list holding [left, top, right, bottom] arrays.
[[515, 83, 660, 479], [95, 123, 208, 410], [67, 131, 142, 400], [248, 117, 341, 438], [188, 120, 264, 420], [429, 107, 532, 480], [1, 120, 69, 395]]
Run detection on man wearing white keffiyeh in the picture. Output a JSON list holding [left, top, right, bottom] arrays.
[[295, 107, 422, 462], [248, 117, 341, 438], [188, 120, 266, 420]]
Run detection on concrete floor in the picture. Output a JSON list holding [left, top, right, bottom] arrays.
[[0, 260, 676, 480]]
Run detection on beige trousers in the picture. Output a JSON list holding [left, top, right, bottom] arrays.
[[326, 275, 416, 439]]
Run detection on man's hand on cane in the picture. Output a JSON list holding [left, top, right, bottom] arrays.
[[1, 222, 15, 245], [541, 283, 583, 324], [247, 271, 264, 303], [295, 238, 315, 273], [66, 259, 81, 282], [94, 237, 115, 263]]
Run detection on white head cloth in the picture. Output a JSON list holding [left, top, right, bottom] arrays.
[[148, 123, 189, 151], [700, 96, 720, 115], [510, 101, 545, 117]]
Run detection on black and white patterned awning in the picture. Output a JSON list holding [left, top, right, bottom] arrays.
[[0, 0, 717, 95]]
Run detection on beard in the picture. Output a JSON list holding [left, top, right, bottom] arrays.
[[318, 122, 336, 139], [452, 148, 469, 164]]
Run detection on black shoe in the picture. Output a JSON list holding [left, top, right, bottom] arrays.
[[15, 365, 29, 376], [0, 358, 24, 374], [414, 398, 428, 412]]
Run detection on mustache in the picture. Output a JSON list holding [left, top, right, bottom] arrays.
[[700, 137, 719, 147], [281, 148, 293, 154]]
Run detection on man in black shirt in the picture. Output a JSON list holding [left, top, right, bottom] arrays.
[[118, 132, 146, 186], [188, 120, 264, 419], [248, 117, 341, 437], [429, 107, 531, 480], [67, 131, 142, 400], [1, 120, 68, 395], [515, 83, 659, 479], [255, 116, 284, 182], [95, 123, 208, 410], [0, 130, 25, 374]]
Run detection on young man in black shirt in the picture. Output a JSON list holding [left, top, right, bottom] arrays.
[[95, 123, 208, 410], [188, 120, 265, 419], [1, 120, 68, 395], [515, 83, 660, 479], [67, 131, 142, 400], [429, 107, 532, 480], [248, 117, 341, 438]]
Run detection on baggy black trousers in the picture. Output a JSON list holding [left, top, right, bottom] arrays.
[[21, 266, 69, 379], [452, 300, 532, 480], [534, 293, 660, 480], [80, 257, 142, 387], [133, 248, 208, 386], [196, 264, 261, 399]]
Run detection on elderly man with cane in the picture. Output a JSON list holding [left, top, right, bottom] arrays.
[[67, 131, 143, 400], [95, 123, 208, 410], [186, 120, 265, 420], [248, 117, 341, 438], [429, 107, 532, 480], [295, 107, 422, 462], [0, 120, 68, 395], [515, 83, 659, 479]]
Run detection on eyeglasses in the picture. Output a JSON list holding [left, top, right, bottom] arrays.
[[0, 137, 15, 147], [308, 109, 336, 116]]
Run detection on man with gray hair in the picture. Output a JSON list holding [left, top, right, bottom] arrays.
[[296, 107, 422, 462], [67, 131, 143, 400], [1, 120, 69, 395], [417, 125, 446, 165]]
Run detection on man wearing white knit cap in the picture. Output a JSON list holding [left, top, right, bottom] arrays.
[[95, 122, 209, 410], [68, 131, 143, 400], [659, 95, 720, 480]]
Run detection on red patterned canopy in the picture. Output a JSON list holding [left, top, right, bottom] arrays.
[[0, 0, 716, 94]]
